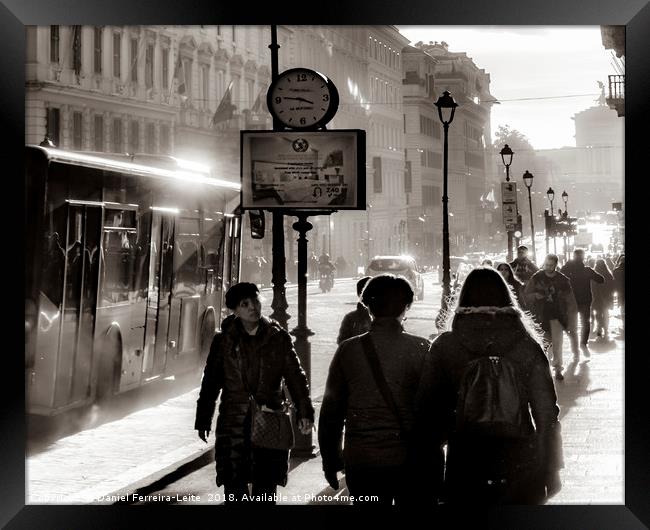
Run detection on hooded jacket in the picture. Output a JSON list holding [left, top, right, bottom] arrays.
[[195, 315, 314, 486], [419, 307, 563, 501]]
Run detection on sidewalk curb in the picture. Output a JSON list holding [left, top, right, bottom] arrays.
[[107, 447, 215, 504]]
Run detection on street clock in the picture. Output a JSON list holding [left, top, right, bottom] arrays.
[[267, 68, 339, 130]]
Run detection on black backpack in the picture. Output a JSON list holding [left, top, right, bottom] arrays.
[[454, 343, 528, 439]]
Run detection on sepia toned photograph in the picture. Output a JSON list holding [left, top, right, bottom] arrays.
[[9, 7, 645, 524]]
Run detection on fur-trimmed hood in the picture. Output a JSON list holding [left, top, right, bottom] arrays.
[[451, 304, 526, 354]]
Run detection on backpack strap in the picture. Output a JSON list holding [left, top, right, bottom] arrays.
[[360, 333, 407, 437]]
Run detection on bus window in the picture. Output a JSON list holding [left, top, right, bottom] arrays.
[[100, 209, 138, 305], [201, 214, 226, 294], [174, 217, 201, 294]]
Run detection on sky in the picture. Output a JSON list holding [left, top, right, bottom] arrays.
[[398, 26, 621, 150]]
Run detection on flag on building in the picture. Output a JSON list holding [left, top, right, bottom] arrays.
[[251, 87, 266, 113], [72, 26, 82, 76], [173, 53, 186, 96], [211, 81, 237, 127]]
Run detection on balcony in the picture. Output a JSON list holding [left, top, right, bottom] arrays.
[[607, 74, 624, 117]]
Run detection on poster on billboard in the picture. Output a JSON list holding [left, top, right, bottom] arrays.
[[240, 129, 366, 210]]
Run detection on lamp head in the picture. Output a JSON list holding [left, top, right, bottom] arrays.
[[434, 90, 458, 124], [522, 170, 534, 189], [562, 190, 568, 204], [547, 187, 555, 203], [499, 144, 514, 167]]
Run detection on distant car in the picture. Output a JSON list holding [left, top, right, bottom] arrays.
[[590, 243, 604, 254], [365, 255, 425, 300]]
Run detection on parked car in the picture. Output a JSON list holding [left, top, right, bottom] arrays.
[[365, 255, 425, 300]]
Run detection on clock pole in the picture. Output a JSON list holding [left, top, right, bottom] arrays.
[[268, 25, 290, 330]]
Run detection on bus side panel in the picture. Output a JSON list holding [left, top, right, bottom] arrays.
[[30, 293, 61, 411]]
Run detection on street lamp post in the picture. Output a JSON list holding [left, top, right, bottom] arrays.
[[562, 190, 569, 260], [522, 170, 536, 264], [434, 90, 458, 327], [547, 187, 556, 256], [500, 144, 515, 261]]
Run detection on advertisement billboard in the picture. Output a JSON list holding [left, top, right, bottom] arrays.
[[240, 129, 366, 210]]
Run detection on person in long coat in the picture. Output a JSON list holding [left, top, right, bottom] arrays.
[[420, 267, 563, 505], [195, 283, 314, 503]]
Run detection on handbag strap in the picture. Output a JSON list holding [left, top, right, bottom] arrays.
[[360, 333, 406, 436]]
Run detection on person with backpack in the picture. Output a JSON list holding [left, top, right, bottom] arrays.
[[319, 274, 436, 505], [419, 267, 563, 505], [336, 276, 372, 344]]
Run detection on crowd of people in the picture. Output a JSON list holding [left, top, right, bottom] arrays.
[[192, 243, 623, 505]]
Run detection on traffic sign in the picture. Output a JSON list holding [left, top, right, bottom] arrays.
[[501, 182, 517, 203]]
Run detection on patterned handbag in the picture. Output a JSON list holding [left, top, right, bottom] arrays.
[[249, 395, 295, 450]]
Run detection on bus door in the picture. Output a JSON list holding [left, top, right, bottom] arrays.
[[142, 212, 175, 377], [53, 201, 102, 408]]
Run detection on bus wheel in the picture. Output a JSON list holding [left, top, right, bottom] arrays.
[[96, 335, 121, 405]]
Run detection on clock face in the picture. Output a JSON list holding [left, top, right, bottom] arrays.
[[267, 68, 339, 129]]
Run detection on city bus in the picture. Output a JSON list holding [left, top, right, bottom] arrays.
[[25, 145, 242, 415]]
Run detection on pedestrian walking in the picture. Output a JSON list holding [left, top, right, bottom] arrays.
[[319, 274, 436, 505], [195, 283, 314, 503], [336, 276, 372, 344], [481, 259, 493, 267], [561, 249, 604, 356], [613, 254, 625, 332], [510, 245, 539, 284], [524, 254, 578, 380], [591, 258, 615, 340], [496, 262, 526, 309], [420, 267, 563, 505]]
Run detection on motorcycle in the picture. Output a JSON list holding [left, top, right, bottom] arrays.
[[319, 272, 334, 293]]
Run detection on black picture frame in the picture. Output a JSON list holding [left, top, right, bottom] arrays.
[[4, 1, 648, 527]]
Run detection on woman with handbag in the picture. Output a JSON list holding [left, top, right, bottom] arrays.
[[195, 282, 314, 504], [420, 267, 563, 504]]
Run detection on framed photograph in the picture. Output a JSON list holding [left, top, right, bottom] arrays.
[[240, 129, 366, 210]]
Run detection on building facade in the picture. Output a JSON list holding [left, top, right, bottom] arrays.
[[408, 41, 495, 257], [26, 25, 272, 169], [539, 98, 624, 214]]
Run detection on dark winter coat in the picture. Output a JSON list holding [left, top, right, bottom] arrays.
[[195, 315, 314, 487], [419, 307, 563, 504], [336, 302, 372, 344], [319, 318, 433, 476], [561, 260, 604, 305], [524, 270, 577, 332], [509, 257, 539, 284]]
